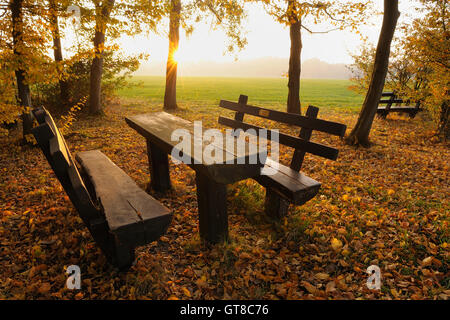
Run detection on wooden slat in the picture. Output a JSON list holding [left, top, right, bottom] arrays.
[[76, 150, 172, 245], [381, 92, 395, 97], [219, 100, 346, 137], [379, 99, 404, 104], [32, 108, 46, 124], [41, 113, 71, 171], [218, 116, 339, 160], [32, 122, 55, 145], [255, 159, 321, 205]]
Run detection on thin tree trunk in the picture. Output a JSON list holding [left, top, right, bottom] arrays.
[[287, 2, 302, 114], [10, 0, 33, 137], [345, 0, 400, 147], [89, 0, 115, 114], [49, 0, 70, 107], [164, 0, 181, 111]]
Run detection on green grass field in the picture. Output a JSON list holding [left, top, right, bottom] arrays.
[[118, 76, 364, 113]]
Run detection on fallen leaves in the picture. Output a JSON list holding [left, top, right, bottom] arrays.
[[0, 101, 448, 300]]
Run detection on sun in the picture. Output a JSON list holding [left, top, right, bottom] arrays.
[[172, 48, 180, 63]]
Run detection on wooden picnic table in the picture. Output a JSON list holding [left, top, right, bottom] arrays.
[[125, 111, 267, 243]]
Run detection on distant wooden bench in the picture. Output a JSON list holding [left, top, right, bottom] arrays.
[[218, 95, 347, 218], [31, 107, 172, 270], [377, 92, 422, 119]]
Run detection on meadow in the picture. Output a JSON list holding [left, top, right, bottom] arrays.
[[118, 76, 364, 112]]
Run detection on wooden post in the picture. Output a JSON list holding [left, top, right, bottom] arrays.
[[290, 105, 319, 171], [235, 94, 248, 121], [147, 140, 171, 192], [264, 189, 289, 219], [263, 105, 318, 219], [410, 101, 421, 118], [195, 171, 228, 243], [232, 95, 248, 138], [382, 93, 396, 119]]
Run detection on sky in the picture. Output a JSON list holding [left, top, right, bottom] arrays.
[[62, 0, 420, 76]]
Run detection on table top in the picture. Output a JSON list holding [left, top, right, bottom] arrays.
[[126, 112, 267, 184]]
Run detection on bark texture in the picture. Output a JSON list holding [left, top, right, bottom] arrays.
[[164, 0, 181, 111], [10, 0, 33, 137], [49, 0, 70, 106], [89, 0, 115, 114], [345, 0, 400, 147], [287, 1, 302, 115]]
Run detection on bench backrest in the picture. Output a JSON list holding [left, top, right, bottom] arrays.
[[218, 95, 347, 172], [379, 92, 422, 111], [32, 107, 99, 222]]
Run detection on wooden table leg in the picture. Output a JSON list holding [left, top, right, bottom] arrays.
[[146, 140, 171, 192], [195, 171, 228, 243]]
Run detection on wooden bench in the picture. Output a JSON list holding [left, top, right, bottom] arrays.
[[377, 92, 422, 119], [31, 107, 172, 270], [218, 95, 347, 218]]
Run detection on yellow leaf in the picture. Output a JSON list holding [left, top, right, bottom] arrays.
[[182, 287, 191, 297], [387, 189, 395, 196], [315, 272, 330, 280], [422, 256, 433, 266], [331, 238, 343, 251]]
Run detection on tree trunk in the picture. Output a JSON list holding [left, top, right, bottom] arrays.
[[164, 0, 181, 111], [89, 0, 115, 114], [345, 0, 400, 147], [10, 0, 33, 137], [49, 0, 70, 107], [287, 2, 302, 114], [438, 98, 449, 140]]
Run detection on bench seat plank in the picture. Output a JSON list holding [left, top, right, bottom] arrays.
[[75, 150, 172, 246], [255, 159, 321, 205]]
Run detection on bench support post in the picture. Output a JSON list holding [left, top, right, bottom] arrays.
[[265, 189, 290, 219], [147, 140, 172, 193], [111, 237, 135, 270], [195, 171, 228, 243]]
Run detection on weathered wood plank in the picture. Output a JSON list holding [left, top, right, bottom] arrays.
[[126, 112, 266, 184], [76, 150, 172, 246], [379, 99, 404, 104], [43, 113, 71, 171], [219, 100, 346, 137], [256, 159, 321, 205], [32, 122, 55, 145], [218, 116, 339, 160]]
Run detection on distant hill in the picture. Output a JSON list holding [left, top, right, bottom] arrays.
[[135, 57, 352, 79]]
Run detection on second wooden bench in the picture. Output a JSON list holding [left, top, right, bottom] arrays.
[[377, 92, 422, 119], [218, 95, 347, 218]]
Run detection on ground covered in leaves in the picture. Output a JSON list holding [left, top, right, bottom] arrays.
[[0, 99, 448, 300]]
